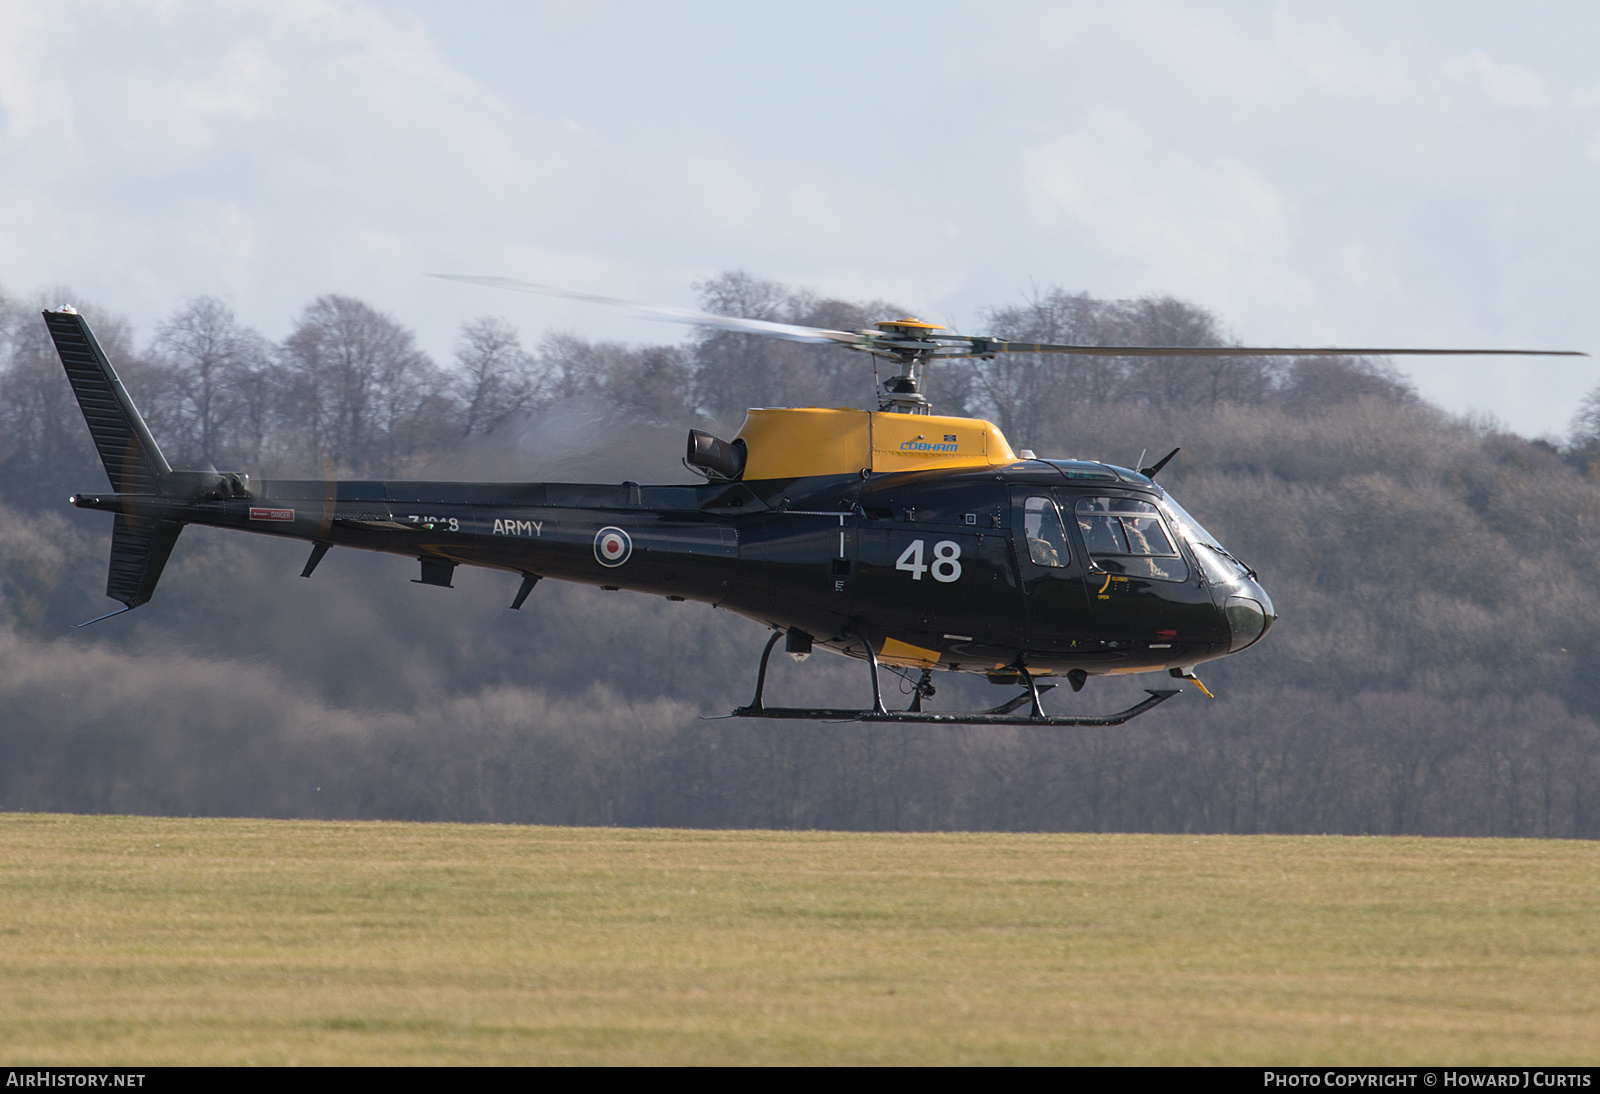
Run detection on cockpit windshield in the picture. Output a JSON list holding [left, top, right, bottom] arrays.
[[1073, 497, 1188, 582], [1158, 494, 1254, 584]]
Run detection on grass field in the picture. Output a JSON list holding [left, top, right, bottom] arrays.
[[0, 815, 1596, 1065]]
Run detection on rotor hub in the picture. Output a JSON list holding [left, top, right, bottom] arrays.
[[866, 318, 945, 414]]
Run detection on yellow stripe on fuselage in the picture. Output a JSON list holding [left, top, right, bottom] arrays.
[[879, 637, 942, 668]]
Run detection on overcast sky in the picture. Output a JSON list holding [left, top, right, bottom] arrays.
[[2, 1, 1596, 437]]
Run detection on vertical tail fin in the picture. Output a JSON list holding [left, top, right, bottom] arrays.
[[43, 308, 184, 619], [41, 307, 171, 494]]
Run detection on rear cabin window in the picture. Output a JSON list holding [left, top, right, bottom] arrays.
[[1023, 496, 1071, 567], [1074, 497, 1188, 582]]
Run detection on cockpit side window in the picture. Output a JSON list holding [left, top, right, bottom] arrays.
[[1023, 496, 1071, 568], [1073, 497, 1189, 582]]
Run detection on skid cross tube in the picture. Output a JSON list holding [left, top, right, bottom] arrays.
[[856, 628, 889, 715], [981, 684, 1058, 717], [1016, 662, 1046, 719], [743, 627, 891, 716], [745, 630, 785, 712]]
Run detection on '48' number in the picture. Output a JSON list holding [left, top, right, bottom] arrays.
[[896, 539, 962, 583]]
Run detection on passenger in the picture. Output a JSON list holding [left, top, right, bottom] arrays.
[[1024, 496, 1069, 567]]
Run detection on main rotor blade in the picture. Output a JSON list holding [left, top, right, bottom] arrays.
[[431, 274, 865, 347], [433, 276, 1586, 360], [948, 341, 1588, 358]]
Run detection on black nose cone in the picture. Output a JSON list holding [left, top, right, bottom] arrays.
[[1224, 592, 1274, 652]]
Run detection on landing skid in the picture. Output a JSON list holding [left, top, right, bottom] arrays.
[[727, 630, 1180, 727]]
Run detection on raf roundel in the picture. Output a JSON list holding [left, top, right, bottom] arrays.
[[594, 526, 632, 567]]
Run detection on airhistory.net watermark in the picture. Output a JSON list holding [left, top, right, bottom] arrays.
[[5, 1074, 145, 1088]]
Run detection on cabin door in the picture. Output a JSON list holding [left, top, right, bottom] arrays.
[[1069, 493, 1217, 648], [1009, 487, 1097, 654]]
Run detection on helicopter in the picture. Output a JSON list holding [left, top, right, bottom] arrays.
[[41, 284, 1585, 726]]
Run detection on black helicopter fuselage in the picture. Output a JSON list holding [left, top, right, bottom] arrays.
[[46, 303, 1273, 702], [47, 278, 1582, 717], [70, 458, 1273, 681]]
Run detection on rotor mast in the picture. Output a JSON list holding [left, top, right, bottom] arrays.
[[866, 318, 947, 415]]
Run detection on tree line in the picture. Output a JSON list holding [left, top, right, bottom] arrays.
[[0, 272, 1457, 506], [2, 273, 1599, 837]]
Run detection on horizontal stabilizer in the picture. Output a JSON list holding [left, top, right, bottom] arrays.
[[107, 514, 183, 609], [42, 309, 171, 494]]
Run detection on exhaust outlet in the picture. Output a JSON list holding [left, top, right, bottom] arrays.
[[686, 429, 746, 480]]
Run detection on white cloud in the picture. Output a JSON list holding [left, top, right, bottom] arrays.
[[1333, 243, 1401, 298], [0, 0, 589, 340], [1568, 82, 1600, 110], [1442, 50, 1551, 110], [0, 6, 51, 142], [1022, 108, 1318, 331], [1270, 9, 1423, 105], [0, 0, 953, 351]]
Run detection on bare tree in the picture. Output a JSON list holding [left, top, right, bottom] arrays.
[[453, 317, 537, 437], [1277, 355, 1417, 414], [690, 271, 811, 422], [1565, 385, 1600, 480], [533, 333, 625, 403], [532, 333, 695, 423], [151, 297, 272, 467], [972, 288, 1119, 447], [0, 284, 24, 363], [1112, 295, 1276, 409], [279, 295, 452, 474], [689, 271, 903, 422]]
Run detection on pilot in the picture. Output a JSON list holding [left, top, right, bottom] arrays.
[[1024, 497, 1068, 567], [1122, 516, 1156, 556], [1028, 533, 1061, 567]]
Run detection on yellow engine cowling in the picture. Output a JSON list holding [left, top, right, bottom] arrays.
[[734, 408, 1019, 481]]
